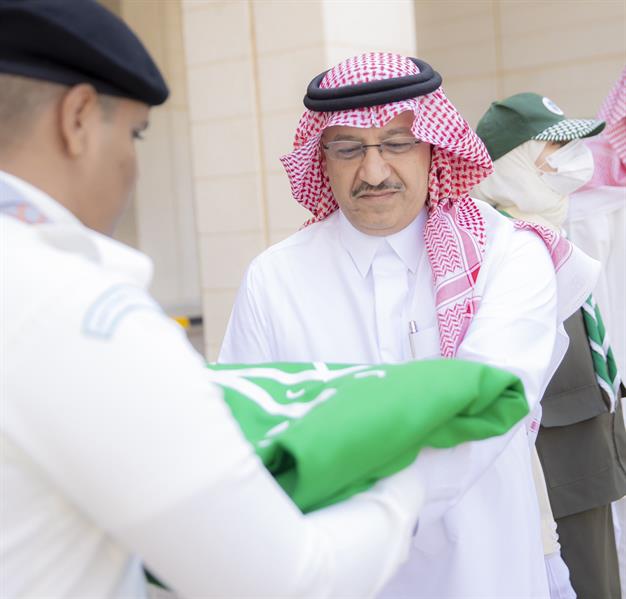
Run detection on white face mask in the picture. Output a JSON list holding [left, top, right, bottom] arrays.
[[539, 139, 595, 196]]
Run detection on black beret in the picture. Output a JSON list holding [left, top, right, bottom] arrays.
[[0, 0, 169, 106]]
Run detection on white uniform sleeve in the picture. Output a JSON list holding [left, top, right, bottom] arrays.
[[219, 263, 274, 363], [412, 229, 558, 518], [6, 277, 424, 598]]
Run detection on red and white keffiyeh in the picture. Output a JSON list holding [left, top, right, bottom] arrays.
[[280, 53, 573, 357], [598, 66, 626, 164], [583, 67, 626, 189]]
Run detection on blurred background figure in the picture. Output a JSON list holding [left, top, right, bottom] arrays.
[[567, 68, 625, 378], [566, 66, 626, 598], [474, 92, 626, 599]]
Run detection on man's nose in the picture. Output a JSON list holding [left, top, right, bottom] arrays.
[[357, 146, 392, 187]]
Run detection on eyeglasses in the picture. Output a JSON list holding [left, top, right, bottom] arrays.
[[322, 137, 422, 161]]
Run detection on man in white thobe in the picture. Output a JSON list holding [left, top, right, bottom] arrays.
[[220, 52, 599, 598]]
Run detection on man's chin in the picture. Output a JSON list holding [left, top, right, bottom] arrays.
[[352, 217, 402, 237]]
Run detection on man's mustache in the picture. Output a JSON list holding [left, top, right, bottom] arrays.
[[352, 182, 404, 198]]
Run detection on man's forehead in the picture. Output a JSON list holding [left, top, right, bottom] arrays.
[[322, 111, 415, 140]]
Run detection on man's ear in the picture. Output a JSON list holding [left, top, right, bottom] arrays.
[[58, 84, 100, 158], [320, 147, 328, 177]]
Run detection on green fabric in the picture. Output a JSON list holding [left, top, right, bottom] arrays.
[[582, 295, 621, 412], [207, 359, 528, 512], [476, 92, 604, 161]]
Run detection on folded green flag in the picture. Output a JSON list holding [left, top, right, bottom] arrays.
[[207, 359, 528, 512]]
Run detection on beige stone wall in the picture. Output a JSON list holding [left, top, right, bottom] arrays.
[[181, 0, 416, 359], [414, 0, 625, 127], [181, 1, 266, 360], [106, 0, 202, 317]]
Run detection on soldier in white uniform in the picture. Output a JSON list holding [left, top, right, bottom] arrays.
[[0, 2, 429, 597]]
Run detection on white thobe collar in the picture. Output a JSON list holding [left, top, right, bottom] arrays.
[[0, 170, 153, 287], [338, 208, 426, 277]]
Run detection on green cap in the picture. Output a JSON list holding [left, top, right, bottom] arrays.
[[476, 92, 605, 161]]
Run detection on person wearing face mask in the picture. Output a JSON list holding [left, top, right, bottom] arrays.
[[568, 68, 626, 379], [475, 92, 626, 599], [568, 67, 626, 594], [474, 94, 598, 229]]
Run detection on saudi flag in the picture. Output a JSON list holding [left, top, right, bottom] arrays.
[[207, 359, 528, 512]]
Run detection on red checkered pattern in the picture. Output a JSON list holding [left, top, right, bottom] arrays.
[[514, 220, 573, 272], [280, 53, 569, 357], [581, 67, 626, 190], [598, 66, 626, 165]]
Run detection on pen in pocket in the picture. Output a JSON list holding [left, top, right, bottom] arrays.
[[408, 320, 418, 359]]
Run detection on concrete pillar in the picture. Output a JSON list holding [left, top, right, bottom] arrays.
[[112, 0, 202, 318]]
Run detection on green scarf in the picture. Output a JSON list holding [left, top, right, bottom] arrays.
[[582, 294, 622, 412], [207, 359, 528, 512]]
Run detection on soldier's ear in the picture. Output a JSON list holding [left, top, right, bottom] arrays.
[[58, 84, 100, 158]]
